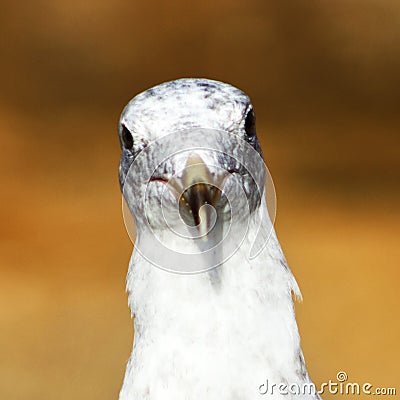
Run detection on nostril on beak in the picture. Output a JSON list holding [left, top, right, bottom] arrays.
[[178, 183, 221, 228]]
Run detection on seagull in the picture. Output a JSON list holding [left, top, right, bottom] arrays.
[[117, 78, 319, 400]]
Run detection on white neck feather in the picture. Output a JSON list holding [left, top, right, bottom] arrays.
[[120, 202, 314, 400]]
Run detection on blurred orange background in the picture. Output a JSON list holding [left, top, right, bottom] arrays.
[[1, 1, 399, 399]]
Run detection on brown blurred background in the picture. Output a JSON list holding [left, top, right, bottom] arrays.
[[0, 1, 399, 399]]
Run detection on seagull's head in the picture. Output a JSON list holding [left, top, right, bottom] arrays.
[[118, 78, 266, 241]]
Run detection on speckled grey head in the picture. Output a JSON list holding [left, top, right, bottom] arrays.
[[118, 78, 274, 271], [118, 78, 268, 242]]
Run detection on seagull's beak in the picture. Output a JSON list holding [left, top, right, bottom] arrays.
[[168, 153, 228, 238]]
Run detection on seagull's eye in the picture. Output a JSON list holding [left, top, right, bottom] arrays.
[[121, 124, 134, 149], [244, 109, 256, 138]]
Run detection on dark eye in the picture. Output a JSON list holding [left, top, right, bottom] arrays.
[[121, 124, 134, 149], [244, 109, 256, 138]]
